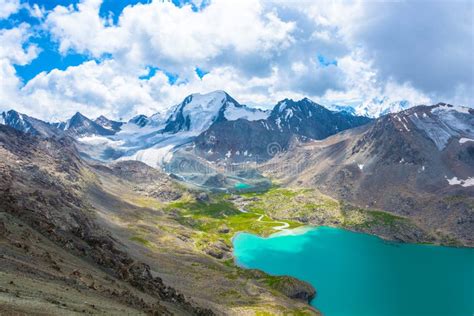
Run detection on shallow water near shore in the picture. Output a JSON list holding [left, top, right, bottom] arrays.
[[233, 226, 474, 316]]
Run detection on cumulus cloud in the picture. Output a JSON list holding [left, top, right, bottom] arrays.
[[21, 60, 164, 120], [325, 0, 474, 104], [0, 0, 472, 121], [46, 0, 295, 71], [0, 0, 20, 19], [16, 60, 279, 121], [0, 24, 39, 65], [0, 24, 38, 112]]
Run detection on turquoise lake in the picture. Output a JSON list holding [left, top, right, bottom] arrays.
[[233, 226, 474, 316]]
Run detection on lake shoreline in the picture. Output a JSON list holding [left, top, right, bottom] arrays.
[[233, 226, 474, 316], [232, 223, 474, 249]]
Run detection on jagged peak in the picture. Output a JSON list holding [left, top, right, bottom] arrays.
[[95, 114, 109, 121], [128, 114, 150, 127], [64, 112, 91, 130], [273, 97, 325, 115], [431, 103, 472, 114], [6, 109, 20, 115], [71, 111, 87, 119]]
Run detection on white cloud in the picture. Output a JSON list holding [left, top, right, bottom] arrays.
[[0, 24, 38, 113], [0, 0, 20, 19], [21, 60, 164, 120], [330, 0, 473, 105], [0, 24, 39, 65], [46, 0, 296, 71], [0, 0, 472, 122], [0, 59, 22, 108], [46, 0, 124, 56]]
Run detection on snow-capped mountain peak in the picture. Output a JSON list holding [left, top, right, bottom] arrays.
[[128, 114, 151, 128], [163, 91, 268, 134], [355, 98, 413, 118], [430, 102, 472, 115], [65, 112, 88, 131], [2, 110, 31, 133], [328, 98, 414, 118], [94, 115, 124, 133]]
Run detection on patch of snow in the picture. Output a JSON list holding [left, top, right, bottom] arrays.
[[226, 150, 232, 158], [358, 164, 364, 170], [459, 138, 474, 144], [432, 104, 472, 115], [261, 121, 270, 130], [243, 150, 248, 156], [278, 101, 287, 113], [410, 106, 474, 150], [402, 122, 410, 132], [166, 91, 242, 134], [446, 176, 474, 187], [284, 109, 294, 120], [275, 117, 282, 131], [78, 135, 125, 147], [224, 104, 268, 121], [353, 98, 412, 118], [113, 132, 195, 168], [119, 144, 175, 168]]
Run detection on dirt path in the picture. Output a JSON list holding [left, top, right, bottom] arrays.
[[241, 209, 290, 231]]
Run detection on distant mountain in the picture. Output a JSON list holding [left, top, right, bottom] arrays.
[[55, 112, 116, 137], [0, 92, 373, 168], [163, 91, 268, 134], [356, 98, 413, 118], [128, 114, 152, 128], [94, 115, 124, 133], [328, 104, 357, 115], [0, 110, 61, 137], [264, 102, 474, 244], [108, 91, 270, 167], [193, 97, 372, 161], [328, 98, 414, 118]]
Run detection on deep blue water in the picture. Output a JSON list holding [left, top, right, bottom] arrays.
[[233, 226, 474, 316]]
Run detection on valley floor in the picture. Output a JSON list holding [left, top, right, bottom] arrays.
[[0, 156, 469, 315]]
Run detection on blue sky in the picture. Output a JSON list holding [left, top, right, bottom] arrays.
[[0, 0, 472, 120]]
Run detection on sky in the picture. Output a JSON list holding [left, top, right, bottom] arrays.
[[0, 0, 473, 121]]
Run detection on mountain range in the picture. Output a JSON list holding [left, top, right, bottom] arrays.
[[263, 103, 474, 244], [328, 97, 414, 118], [0, 91, 372, 166], [0, 90, 473, 314]]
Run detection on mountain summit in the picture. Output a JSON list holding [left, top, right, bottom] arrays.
[[56, 112, 116, 137], [194, 96, 372, 161], [163, 91, 268, 134]]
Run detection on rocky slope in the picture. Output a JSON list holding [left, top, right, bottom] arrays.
[[94, 115, 124, 133], [0, 110, 61, 137], [0, 124, 318, 315], [193, 98, 371, 162], [54, 112, 117, 137], [262, 103, 474, 246]]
